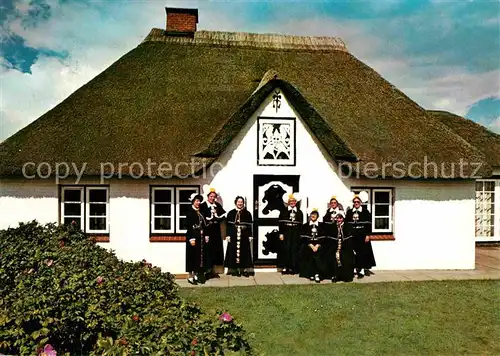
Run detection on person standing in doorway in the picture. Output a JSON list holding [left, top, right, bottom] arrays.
[[278, 192, 304, 275]]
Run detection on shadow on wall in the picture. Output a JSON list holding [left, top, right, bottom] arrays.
[[0, 179, 59, 199], [393, 180, 475, 201]]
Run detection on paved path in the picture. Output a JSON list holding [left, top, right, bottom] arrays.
[[176, 245, 500, 288]]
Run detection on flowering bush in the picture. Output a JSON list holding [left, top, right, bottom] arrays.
[[0, 221, 251, 355]]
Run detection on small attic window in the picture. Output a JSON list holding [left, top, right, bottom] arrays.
[[257, 117, 296, 166]]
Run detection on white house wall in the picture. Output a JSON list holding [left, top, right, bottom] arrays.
[[0, 180, 59, 228], [348, 179, 476, 269]]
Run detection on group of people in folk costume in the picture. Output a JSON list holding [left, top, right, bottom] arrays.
[[184, 186, 376, 285], [185, 187, 254, 285]]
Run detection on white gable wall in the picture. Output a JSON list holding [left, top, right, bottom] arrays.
[[206, 90, 352, 217]]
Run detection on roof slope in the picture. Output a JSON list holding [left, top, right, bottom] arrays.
[[430, 110, 500, 167], [0, 29, 491, 178]]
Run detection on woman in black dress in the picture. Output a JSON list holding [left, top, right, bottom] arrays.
[[322, 196, 344, 224], [201, 187, 226, 278], [299, 209, 328, 283], [345, 194, 376, 278], [329, 211, 355, 282], [278, 193, 304, 275], [224, 196, 254, 277], [184, 193, 211, 285]]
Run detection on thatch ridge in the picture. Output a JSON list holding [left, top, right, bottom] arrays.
[[143, 28, 348, 52]]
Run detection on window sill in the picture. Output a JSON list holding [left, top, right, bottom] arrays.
[[88, 235, 110, 243], [150, 235, 186, 242], [368, 234, 395, 241]]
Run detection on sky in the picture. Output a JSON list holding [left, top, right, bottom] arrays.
[[1, 0, 499, 141]]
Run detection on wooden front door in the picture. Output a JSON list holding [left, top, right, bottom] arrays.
[[253, 174, 300, 266]]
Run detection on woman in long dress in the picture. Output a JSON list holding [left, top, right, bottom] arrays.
[[201, 187, 226, 279], [345, 195, 376, 278], [224, 196, 254, 277], [299, 209, 328, 283], [329, 211, 355, 282], [185, 193, 211, 284], [278, 193, 304, 275]]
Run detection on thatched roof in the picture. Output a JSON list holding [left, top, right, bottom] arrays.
[[0, 28, 492, 178], [429, 110, 500, 168]]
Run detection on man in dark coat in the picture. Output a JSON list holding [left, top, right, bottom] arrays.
[[184, 193, 211, 285], [278, 192, 304, 274], [224, 196, 253, 277], [201, 187, 226, 279], [299, 209, 328, 283], [345, 195, 376, 278], [329, 211, 355, 282]]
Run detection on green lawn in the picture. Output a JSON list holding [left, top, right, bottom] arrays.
[[181, 280, 500, 356]]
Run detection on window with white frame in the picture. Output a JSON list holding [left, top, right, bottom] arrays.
[[86, 187, 109, 233], [151, 186, 199, 234], [61, 187, 84, 230], [151, 187, 174, 233], [475, 180, 496, 238], [60, 186, 109, 233], [351, 188, 394, 233]]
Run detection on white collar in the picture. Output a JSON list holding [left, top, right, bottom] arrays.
[[235, 207, 243, 211], [288, 206, 297, 212], [192, 206, 199, 211], [207, 201, 216, 207], [352, 206, 362, 212], [309, 221, 318, 226]]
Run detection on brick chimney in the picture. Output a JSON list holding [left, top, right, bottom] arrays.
[[165, 7, 198, 37]]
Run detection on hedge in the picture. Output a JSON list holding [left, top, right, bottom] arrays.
[[0, 221, 251, 355]]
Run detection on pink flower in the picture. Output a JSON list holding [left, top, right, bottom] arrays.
[[71, 220, 76, 225], [46, 259, 53, 267], [96, 276, 104, 285], [39, 344, 57, 356], [191, 338, 198, 345], [219, 312, 233, 322], [132, 315, 140, 322]]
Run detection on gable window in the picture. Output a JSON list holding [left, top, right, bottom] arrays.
[[351, 188, 394, 233], [151, 186, 199, 234], [60, 186, 109, 233], [257, 117, 296, 166], [475, 180, 498, 240]]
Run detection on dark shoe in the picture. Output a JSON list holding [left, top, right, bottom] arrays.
[[331, 277, 337, 283], [310, 276, 315, 281], [357, 272, 364, 279], [365, 270, 374, 276], [314, 275, 321, 283], [242, 271, 250, 278], [281, 269, 288, 275], [187, 277, 197, 285]]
